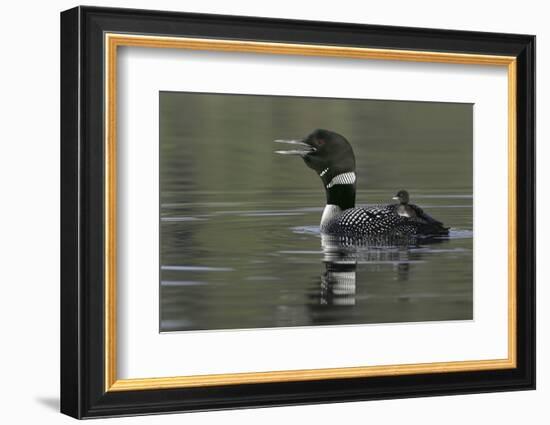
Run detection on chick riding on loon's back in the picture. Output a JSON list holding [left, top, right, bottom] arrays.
[[275, 129, 449, 238]]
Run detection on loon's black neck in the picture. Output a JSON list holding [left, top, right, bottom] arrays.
[[325, 184, 356, 210]]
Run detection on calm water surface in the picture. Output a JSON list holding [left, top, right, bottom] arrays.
[[159, 92, 473, 332], [160, 190, 472, 332]]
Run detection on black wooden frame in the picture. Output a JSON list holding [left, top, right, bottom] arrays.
[[60, 5, 536, 419]]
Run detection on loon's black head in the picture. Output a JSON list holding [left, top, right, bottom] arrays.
[[275, 129, 357, 210], [274, 129, 356, 185], [392, 190, 410, 204]]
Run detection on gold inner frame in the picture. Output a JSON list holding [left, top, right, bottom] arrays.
[[104, 33, 517, 392]]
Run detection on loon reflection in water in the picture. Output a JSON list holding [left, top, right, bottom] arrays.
[[314, 232, 447, 307], [275, 129, 449, 239]]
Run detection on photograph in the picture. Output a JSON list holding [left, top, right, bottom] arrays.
[[159, 92, 473, 332]]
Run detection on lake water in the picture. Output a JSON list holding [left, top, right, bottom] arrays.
[[159, 92, 473, 332]]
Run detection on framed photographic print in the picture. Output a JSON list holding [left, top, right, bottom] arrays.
[[60, 6, 535, 419]]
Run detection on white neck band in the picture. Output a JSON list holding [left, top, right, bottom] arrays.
[[326, 172, 356, 189]]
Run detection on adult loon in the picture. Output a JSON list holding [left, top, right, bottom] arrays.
[[275, 129, 449, 238]]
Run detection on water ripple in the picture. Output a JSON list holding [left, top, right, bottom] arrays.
[[161, 265, 234, 272]]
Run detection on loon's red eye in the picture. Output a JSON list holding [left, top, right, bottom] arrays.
[[317, 139, 325, 146]]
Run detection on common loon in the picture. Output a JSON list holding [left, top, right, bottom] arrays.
[[393, 190, 416, 218], [275, 129, 449, 238]]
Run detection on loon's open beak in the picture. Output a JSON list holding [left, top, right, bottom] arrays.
[[274, 139, 316, 156]]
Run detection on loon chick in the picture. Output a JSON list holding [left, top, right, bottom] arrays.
[[392, 190, 416, 218], [392, 189, 447, 231], [275, 129, 449, 238]]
